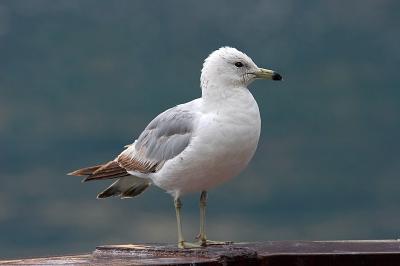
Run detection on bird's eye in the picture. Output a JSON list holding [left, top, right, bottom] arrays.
[[234, 62, 244, 68]]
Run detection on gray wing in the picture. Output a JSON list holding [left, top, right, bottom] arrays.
[[117, 106, 195, 173]]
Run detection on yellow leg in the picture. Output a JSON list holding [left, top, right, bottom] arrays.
[[174, 197, 201, 249], [196, 191, 233, 246], [198, 191, 207, 246]]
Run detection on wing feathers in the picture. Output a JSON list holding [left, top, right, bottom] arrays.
[[68, 161, 129, 182], [114, 106, 194, 174], [117, 152, 159, 173], [69, 104, 196, 200], [67, 165, 103, 176]]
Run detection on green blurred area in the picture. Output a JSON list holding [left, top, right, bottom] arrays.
[[0, 0, 399, 259]]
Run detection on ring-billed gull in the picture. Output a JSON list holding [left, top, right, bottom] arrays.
[[69, 47, 282, 248]]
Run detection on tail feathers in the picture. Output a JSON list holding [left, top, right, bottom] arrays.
[[68, 161, 129, 182], [97, 176, 150, 199], [121, 182, 150, 198]]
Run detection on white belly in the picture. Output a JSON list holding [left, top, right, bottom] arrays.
[[152, 92, 261, 197]]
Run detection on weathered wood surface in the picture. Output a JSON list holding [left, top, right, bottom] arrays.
[[1, 240, 400, 265]]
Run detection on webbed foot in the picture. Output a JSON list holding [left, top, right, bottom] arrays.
[[196, 235, 233, 246], [178, 241, 203, 249]]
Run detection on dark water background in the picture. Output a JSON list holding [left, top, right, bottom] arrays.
[[0, 0, 399, 259]]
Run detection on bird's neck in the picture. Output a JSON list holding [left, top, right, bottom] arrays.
[[201, 81, 248, 103], [201, 82, 257, 113]]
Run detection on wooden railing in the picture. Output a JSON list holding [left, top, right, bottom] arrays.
[[1, 240, 400, 265]]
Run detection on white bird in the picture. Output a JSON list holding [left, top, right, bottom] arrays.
[[69, 47, 282, 248]]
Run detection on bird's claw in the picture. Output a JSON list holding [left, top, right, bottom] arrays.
[[178, 241, 202, 249], [202, 240, 233, 246], [195, 235, 233, 246]]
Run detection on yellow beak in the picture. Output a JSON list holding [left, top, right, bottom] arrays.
[[252, 68, 282, 80]]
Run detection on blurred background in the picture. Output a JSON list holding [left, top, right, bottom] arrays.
[[0, 0, 399, 259]]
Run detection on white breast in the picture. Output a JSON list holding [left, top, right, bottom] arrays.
[[152, 89, 261, 197]]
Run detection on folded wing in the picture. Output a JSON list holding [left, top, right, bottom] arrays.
[[69, 105, 196, 182], [118, 106, 195, 174]]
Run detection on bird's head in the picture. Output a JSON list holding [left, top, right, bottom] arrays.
[[200, 47, 282, 90]]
